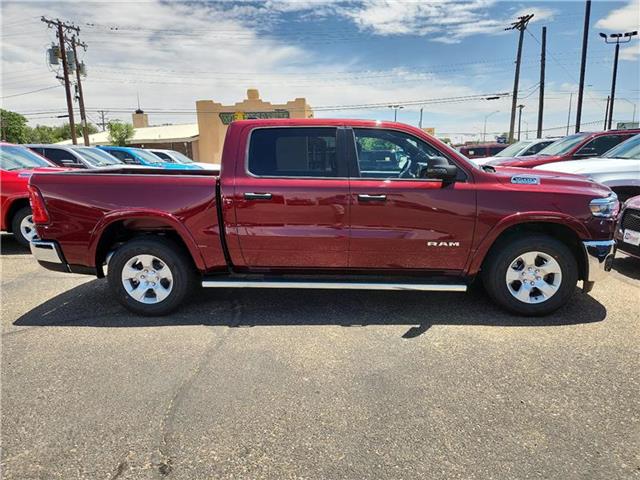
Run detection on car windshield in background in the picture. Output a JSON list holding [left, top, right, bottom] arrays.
[[0, 145, 51, 170], [134, 149, 164, 164], [170, 151, 194, 163], [494, 140, 533, 157], [537, 133, 588, 156], [74, 148, 122, 167], [603, 134, 640, 159]]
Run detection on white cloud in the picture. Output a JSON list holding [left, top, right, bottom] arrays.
[[595, 0, 640, 32], [620, 42, 640, 61]]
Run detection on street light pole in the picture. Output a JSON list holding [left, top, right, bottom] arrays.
[[600, 30, 638, 130], [517, 104, 525, 141]]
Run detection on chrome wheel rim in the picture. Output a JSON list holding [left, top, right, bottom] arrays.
[[506, 251, 562, 304], [121, 254, 173, 304], [19, 214, 38, 242]]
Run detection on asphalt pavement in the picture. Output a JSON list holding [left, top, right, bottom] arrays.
[[1, 233, 639, 480]]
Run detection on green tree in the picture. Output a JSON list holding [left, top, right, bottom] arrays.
[[57, 122, 98, 142], [0, 109, 30, 143], [107, 121, 134, 146]]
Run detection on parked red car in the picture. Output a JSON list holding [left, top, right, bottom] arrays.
[[0, 143, 62, 246], [486, 129, 640, 168], [616, 195, 640, 260], [28, 119, 617, 316], [458, 143, 507, 159]]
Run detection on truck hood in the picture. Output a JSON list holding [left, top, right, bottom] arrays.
[[487, 154, 564, 168], [532, 157, 639, 175], [491, 165, 612, 196], [15, 166, 67, 178]]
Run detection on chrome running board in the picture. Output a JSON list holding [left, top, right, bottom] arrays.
[[201, 279, 467, 292]]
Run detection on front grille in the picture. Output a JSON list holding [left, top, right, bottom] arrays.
[[621, 208, 640, 232]]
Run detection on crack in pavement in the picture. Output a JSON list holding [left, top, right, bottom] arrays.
[[153, 298, 241, 477]]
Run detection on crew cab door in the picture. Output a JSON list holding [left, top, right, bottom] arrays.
[[347, 127, 476, 271], [230, 126, 350, 269]]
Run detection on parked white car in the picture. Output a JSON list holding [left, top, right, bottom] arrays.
[[473, 138, 557, 165], [533, 134, 640, 202], [148, 148, 219, 171]]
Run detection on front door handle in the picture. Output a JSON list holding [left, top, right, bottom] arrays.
[[244, 192, 273, 200], [357, 194, 387, 202]]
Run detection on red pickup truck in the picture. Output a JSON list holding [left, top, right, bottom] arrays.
[[0, 143, 61, 246], [28, 119, 618, 316]]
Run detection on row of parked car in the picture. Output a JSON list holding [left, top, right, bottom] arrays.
[[471, 129, 640, 202], [23, 144, 217, 171], [0, 142, 217, 247]]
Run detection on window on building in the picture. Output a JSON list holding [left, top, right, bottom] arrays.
[[248, 128, 338, 177]]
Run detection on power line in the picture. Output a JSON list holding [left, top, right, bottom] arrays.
[[0, 85, 62, 99]]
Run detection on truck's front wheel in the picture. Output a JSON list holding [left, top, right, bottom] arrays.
[[107, 236, 197, 316], [481, 235, 579, 316]]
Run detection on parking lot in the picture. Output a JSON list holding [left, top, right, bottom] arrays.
[[1, 233, 639, 479]]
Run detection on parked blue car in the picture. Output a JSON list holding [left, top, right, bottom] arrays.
[[97, 146, 201, 170]]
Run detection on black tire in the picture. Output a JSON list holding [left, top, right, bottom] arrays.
[[107, 236, 198, 316], [481, 234, 579, 316], [11, 206, 35, 247]]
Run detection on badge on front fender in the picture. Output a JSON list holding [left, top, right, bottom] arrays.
[[511, 175, 540, 185]]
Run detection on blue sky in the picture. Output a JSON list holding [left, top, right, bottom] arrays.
[[2, 0, 638, 143]]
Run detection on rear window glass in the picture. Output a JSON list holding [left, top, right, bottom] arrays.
[[248, 128, 338, 177]]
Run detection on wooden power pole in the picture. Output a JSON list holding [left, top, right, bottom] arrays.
[[506, 14, 534, 143], [71, 36, 90, 146]]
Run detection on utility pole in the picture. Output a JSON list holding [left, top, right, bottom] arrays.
[[517, 104, 525, 141], [419, 107, 423, 128], [537, 26, 546, 138], [71, 35, 90, 146], [97, 110, 109, 131], [41, 17, 79, 145], [575, 0, 591, 133], [604, 96, 610, 130], [506, 14, 534, 143], [566, 93, 573, 135], [600, 30, 638, 130]]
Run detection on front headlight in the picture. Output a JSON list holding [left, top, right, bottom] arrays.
[[589, 193, 619, 218]]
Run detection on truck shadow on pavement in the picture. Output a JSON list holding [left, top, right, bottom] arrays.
[[0, 235, 30, 256], [13, 278, 608, 337]]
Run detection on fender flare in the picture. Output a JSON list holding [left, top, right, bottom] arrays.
[[2, 194, 30, 232], [466, 212, 591, 276], [88, 210, 207, 272]]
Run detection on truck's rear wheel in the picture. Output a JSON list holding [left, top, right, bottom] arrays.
[[11, 206, 38, 247], [107, 236, 197, 316], [481, 234, 578, 316]]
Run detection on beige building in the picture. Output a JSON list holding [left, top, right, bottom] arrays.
[[196, 89, 313, 164], [58, 89, 312, 163]]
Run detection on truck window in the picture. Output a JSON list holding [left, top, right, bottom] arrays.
[[248, 128, 338, 177], [353, 128, 451, 179], [578, 134, 634, 156], [524, 141, 553, 155], [108, 150, 138, 165], [43, 148, 85, 168]]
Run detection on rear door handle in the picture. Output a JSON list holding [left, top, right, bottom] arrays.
[[357, 194, 387, 202], [244, 192, 273, 200]]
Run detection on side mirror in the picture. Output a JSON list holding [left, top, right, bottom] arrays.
[[417, 157, 458, 182]]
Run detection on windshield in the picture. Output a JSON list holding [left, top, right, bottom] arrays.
[[537, 133, 587, 156], [603, 134, 640, 159], [133, 149, 165, 164], [74, 147, 122, 166], [494, 140, 533, 157], [0, 145, 51, 171], [168, 151, 194, 163]]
